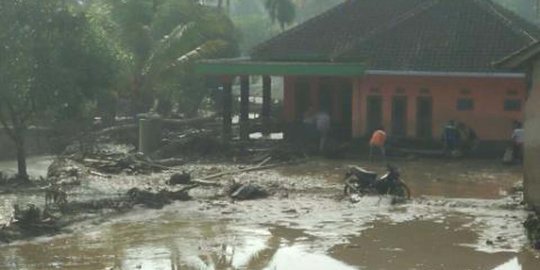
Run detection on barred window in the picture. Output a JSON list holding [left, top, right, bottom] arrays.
[[504, 99, 522, 111], [456, 98, 474, 111]]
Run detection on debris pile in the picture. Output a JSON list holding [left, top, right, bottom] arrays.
[[155, 131, 229, 160], [0, 204, 60, 243]]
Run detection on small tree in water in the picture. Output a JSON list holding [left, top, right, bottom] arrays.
[[0, 0, 118, 181]]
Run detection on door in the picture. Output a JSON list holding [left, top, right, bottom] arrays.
[[366, 96, 383, 135], [294, 79, 310, 121], [416, 96, 433, 139], [392, 96, 407, 137]]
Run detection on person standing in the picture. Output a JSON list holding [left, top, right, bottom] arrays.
[[442, 120, 459, 154], [315, 110, 331, 152], [511, 121, 524, 162], [457, 122, 478, 155], [369, 127, 387, 161]]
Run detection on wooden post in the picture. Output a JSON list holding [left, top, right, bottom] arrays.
[[240, 75, 250, 141], [262, 76, 272, 135], [222, 78, 233, 141]]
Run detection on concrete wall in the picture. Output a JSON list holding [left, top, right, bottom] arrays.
[[283, 74, 526, 141], [354, 74, 526, 140], [524, 60, 540, 211]]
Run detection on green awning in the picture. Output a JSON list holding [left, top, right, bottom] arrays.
[[195, 58, 365, 77]]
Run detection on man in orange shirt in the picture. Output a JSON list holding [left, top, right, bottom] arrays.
[[369, 127, 387, 161]]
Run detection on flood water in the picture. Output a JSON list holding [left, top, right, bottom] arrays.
[[1, 158, 540, 270], [0, 156, 53, 179]]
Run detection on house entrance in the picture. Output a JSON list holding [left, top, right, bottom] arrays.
[[416, 96, 433, 139], [294, 79, 310, 121], [392, 96, 408, 137], [366, 96, 383, 135]]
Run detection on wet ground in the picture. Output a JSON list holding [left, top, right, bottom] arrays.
[[1, 157, 540, 269]]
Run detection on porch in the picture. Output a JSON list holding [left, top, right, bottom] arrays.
[[195, 58, 365, 141]]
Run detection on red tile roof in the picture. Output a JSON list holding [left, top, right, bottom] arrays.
[[252, 0, 540, 72]]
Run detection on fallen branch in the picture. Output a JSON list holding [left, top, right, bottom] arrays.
[[256, 156, 272, 167], [93, 124, 137, 136], [88, 170, 111, 178], [193, 158, 307, 185]]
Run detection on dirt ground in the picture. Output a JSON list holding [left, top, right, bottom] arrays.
[[0, 155, 539, 270]]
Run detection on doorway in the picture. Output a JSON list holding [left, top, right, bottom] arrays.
[[392, 96, 407, 137], [294, 79, 310, 121], [416, 96, 433, 139], [366, 96, 383, 135]]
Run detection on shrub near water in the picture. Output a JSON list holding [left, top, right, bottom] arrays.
[[524, 213, 540, 249]]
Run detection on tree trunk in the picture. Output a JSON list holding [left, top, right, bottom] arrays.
[[15, 135, 28, 180]]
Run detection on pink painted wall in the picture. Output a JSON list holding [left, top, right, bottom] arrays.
[[353, 74, 526, 140], [283, 74, 526, 141]]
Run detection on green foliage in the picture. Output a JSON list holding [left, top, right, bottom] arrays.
[[0, 0, 118, 126], [89, 0, 239, 115], [0, 0, 120, 178], [265, 0, 296, 30], [495, 0, 540, 24], [295, 0, 344, 22], [229, 0, 342, 52]]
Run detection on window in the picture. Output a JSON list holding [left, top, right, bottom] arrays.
[[457, 98, 474, 111], [395, 87, 405, 94], [504, 99, 522, 111], [419, 88, 430, 95], [507, 90, 518, 96], [460, 88, 471, 95]]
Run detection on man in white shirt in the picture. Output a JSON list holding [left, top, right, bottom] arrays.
[[512, 121, 524, 161], [315, 111, 331, 152]]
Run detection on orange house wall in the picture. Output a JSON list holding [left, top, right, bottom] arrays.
[[283, 74, 525, 141], [354, 74, 526, 140]]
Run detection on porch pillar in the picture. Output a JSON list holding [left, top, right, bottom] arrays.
[[222, 77, 233, 141], [310, 77, 320, 110], [262, 76, 272, 135], [352, 78, 363, 138], [240, 75, 250, 141]]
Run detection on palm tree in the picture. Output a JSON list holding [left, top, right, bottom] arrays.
[[264, 0, 296, 31], [88, 0, 238, 115]]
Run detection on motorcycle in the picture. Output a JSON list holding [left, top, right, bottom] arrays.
[[343, 164, 411, 199]]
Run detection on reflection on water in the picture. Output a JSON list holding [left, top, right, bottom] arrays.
[[265, 246, 357, 270], [494, 258, 521, 270], [1, 201, 539, 270]]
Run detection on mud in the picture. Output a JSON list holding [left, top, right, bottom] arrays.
[[1, 153, 539, 269]]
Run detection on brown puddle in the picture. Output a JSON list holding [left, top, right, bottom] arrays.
[[0, 157, 538, 270], [278, 158, 523, 199]]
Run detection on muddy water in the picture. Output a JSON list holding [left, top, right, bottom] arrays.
[[0, 156, 53, 179], [0, 156, 55, 226], [1, 158, 540, 270]]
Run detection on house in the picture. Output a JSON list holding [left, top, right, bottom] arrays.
[[497, 41, 540, 211], [197, 0, 540, 144]]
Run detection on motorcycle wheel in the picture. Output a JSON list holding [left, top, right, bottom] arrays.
[[390, 181, 411, 199], [343, 176, 358, 196]]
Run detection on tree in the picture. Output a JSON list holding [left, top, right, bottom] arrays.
[[264, 0, 296, 31], [0, 0, 118, 180], [89, 0, 239, 115]]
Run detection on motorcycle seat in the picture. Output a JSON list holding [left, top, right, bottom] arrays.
[[350, 166, 377, 178]]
